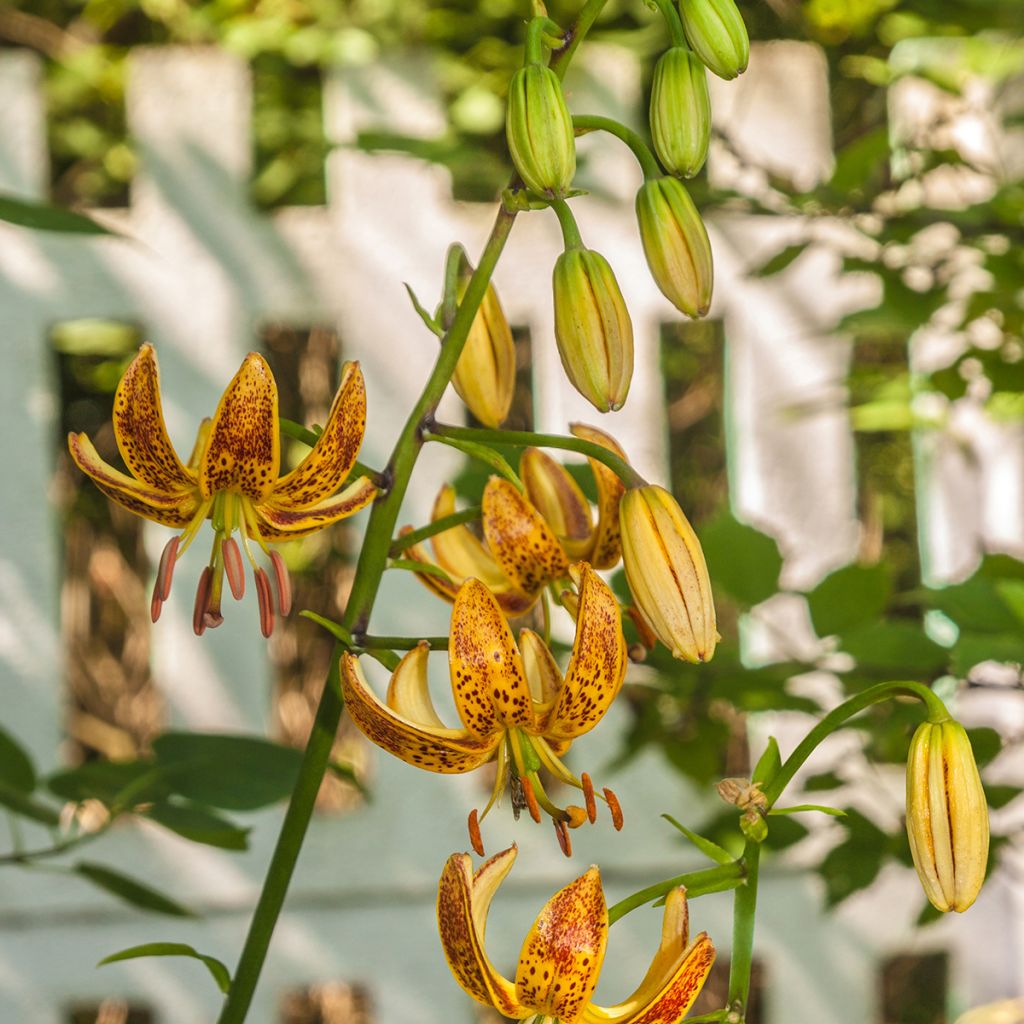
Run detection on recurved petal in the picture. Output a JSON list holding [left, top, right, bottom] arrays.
[[386, 641, 447, 727], [428, 485, 509, 591], [437, 848, 523, 1018], [521, 448, 593, 560], [483, 478, 570, 596], [571, 424, 627, 569], [450, 579, 535, 737], [548, 565, 627, 741], [515, 866, 608, 1024], [519, 628, 563, 708], [68, 432, 199, 528], [272, 362, 368, 508], [113, 344, 195, 492], [199, 353, 280, 500], [254, 476, 377, 539], [340, 653, 498, 773]]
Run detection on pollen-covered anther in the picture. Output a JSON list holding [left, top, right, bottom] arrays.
[[581, 772, 598, 824], [565, 805, 589, 829], [193, 566, 212, 636], [468, 808, 485, 857], [222, 536, 245, 600], [604, 787, 623, 831], [628, 642, 648, 663], [554, 819, 573, 857], [522, 778, 543, 824], [255, 566, 275, 638], [270, 550, 292, 616], [151, 535, 180, 623]]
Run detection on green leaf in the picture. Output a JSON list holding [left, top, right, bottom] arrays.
[[99, 942, 230, 993], [661, 814, 734, 865], [751, 243, 808, 277], [428, 434, 521, 486], [770, 803, 846, 817], [0, 783, 60, 825], [0, 194, 115, 234], [751, 737, 781, 787], [840, 621, 948, 675], [984, 784, 1020, 810], [699, 514, 782, 606], [48, 759, 165, 808], [806, 563, 890, 637], [804, 771, 843, 792], [153, 732, 303, 811], [966, 727, 1001, 768], [0, 727, 36, 792], [923, 575, 1019, 633], [916, 899, 944, 928], [951, 632, 1024, 675], [327, 760, 371, 801], [75, 862, 194, 917], [144, 802, 250, 850], [403, 283, 443, 337]]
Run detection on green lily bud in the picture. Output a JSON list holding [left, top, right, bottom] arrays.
[[506, 64, 576, 198], [553, 247, 634, 412], [679, 0, 750, 81], [650, 47, 711, 178], [636, 176, 713, 318]]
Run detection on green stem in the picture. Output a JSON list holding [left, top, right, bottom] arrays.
[[573, 114, 661, 180], [427, 423, 647, 489], [726, 841, 761, 1015], [439, 243, 465, 330], [525, 16, 562, 64], [651, 0, 687, 47], [551, 198, 585, 250], [359, 635, 449, 651], [607, 861, 745, 925], [389, 505, 482, 555]]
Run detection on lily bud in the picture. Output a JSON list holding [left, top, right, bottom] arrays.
[[679, 0, 750, 81], [636, 176, 713, 318], [506, 63, 576, 198], [552, 248, 634, 412], [650, 47, 711, 178], [620, 484, 716, 663], [906, 719, 990, 913], [450, 253, 516, 429]]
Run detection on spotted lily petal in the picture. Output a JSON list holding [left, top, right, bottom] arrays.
[[272, 361, 368, 508], [515, 866, 608, 1024], [571, 424, 627, 569], [547, 565, 627, 741], [68, 432, 199, 527], [254, 475, 377, 539], [113, 343, 195, 493], [386, 641, 446, 727], [519, 628, 563, 708], [450, 579, 534, 737], [482, 477, 570, 596], [340, 652, 498, 773], [521, 448, 594, 560], [199, 353, 280, 500], [437, 848, 523, 1018]]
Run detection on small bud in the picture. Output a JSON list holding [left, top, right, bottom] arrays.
[[679, 0, 750, 80], [636, 176, 713, 318], [650, 48, 711, 178], [620, 485, 717, 663], [906, 719, 990, 913], [553, 247, 634, 412], [740, 808, 768, 843], [506, 64, 576, 198]]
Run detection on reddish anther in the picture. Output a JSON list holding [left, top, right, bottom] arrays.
[[255, 567, 275, 638], [581, 772, 598, 824], [192, 567, 212, 636], [468, 809, 485, 857], [222, 537, 245, 600], [522, 778, 542, 824], [554, 819, 572, 858], [156, 536, 179, 602], [150, 590, 163, 624], [270, 550, 292, 616], [604, 787, 623, 831]]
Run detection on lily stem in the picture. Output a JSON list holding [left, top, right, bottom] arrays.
[[573, 115, 662, 180], [358, 635, 450, 651], [726, 840, 761, 1016], [606, 860, 745, 925], [389, 505, 482, 555]]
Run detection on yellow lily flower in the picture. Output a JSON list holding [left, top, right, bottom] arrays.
[[437, 845, 716, 1024], [403, 426, 630, 615], [340, 564, 627, 855], [68, 344, 376, 637]]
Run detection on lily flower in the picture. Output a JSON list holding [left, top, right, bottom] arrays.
[[403, 425, 630, 615], [437, 844, 716, 1024], [68, 344, 376, 637], [340, 564, 627, 855]]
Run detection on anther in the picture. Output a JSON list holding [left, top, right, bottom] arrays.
[[554, 820, 572, 858], [192, 567, 212, 636], [522, 778, 543, 824], [604, 787, 624, 831], [222, 537, 245, 600], [270, 550, 292, 616], [255, 567, 275, 638], [468, 809, 485, 857], [565, 805, 589, 829], [156, 536, 179, 602], [581, 772, 597, 824]]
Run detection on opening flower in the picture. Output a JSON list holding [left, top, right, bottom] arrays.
[[68, 344, 376, 637], [437, 844, 716, 1024], [340, 564, 627, 855]]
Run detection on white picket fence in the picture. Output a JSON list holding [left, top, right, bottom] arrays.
[[0, 39, 1021, 1024]]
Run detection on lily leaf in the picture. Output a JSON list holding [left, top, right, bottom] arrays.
[[143, 801, 250, 851], [752, 737, 781, 787], [75, 862, 194, 917], [661, 814, 734, 865], [428, 434, 521, 487], [404, 283, 443, 337], [99, 942, 231, 993], [770, 803, 846, 817], [0, 194, 117, 235], [0, 726, 36, 792], [0, 783, 60, 825]]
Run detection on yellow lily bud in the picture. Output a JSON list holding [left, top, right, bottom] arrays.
[[679, 0, 750, 81], [450, 253, 516, 429], [636, 176, 713, 318], [620, 484, 716, 663], [553, 247, 634, 412], [650, 47, 711, 178], [506, 64, 576, 198], [906, 719, 990, 913]]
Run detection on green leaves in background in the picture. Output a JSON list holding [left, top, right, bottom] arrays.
[[700, 513, 782, 606], [100, 942, 231, 992], [0, 194, 115, 234], [0, 725, 37, 792], [807, 563, 891, 636], [74, 862, 194, 917], [143, 802, 250, 851]]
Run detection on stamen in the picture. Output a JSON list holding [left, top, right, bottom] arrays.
[[177, 498, 214, 557], [565, 805, 589, 829], [526, 771, 571, 824], [530, 736, 580, 788], [554, 820, 572, 858], [222, 537, 245, 600], [522, 777, 543, 824], [478, 740, 509, 822], [270, 550, 292, 616], [603, 787, 624, 831], [581, 772, 598, 824], [255, 567, 275, 638], [468, 809, 485, 857], [193, 567, 212, 636], [156, 536, 179, 602], [150, 590, 163, 624]]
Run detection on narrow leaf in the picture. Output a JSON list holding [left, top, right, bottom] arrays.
[[661, 814, 734, 865], [328, 760, 371, 801], [404, 283, 443, 337], [428, 434, 521, 487], [75, 862, 194, 917], [0, 783, 60, 825], [99, 942, 231, 993], [752, 737, 781, 787], [0, 727, 36, 792], [751, 243, 807, 277], [0, 194, 116, 235], [770, 803, 846, 818], [144, 802, 250, 850]]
